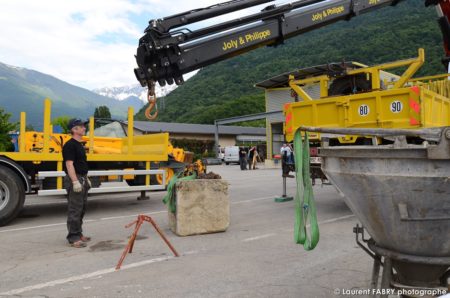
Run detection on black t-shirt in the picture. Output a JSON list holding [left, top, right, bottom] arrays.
[[62, 138, 88, 175]]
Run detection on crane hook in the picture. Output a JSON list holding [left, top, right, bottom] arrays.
[[145, 81, 158, 120]]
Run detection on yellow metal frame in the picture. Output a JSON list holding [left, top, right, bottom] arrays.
[[284, 85, 450, 142], [408, 73, 450, 83], [283, 49, 450, 142], [289, 75, 330, 101], [10, 98, 169, 160], [288, 48, 425, 103], [4, 98, 170, 189], [346, 48, 425, 90]]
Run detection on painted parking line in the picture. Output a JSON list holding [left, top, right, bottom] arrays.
[[244, 214, 355, 241], [0, 195, 280, 234], [243, 233, 276, 242], [0, 250, 198, 296], [99, 211, 167, 221], [283, 214, 355, 232], [232, 195, 279, 204], [26, 196, 127, 206], [0, 211, 166, 234]]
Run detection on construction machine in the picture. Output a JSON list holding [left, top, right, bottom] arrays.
[[133, 0, 450, 179], [135, 0, 450, 297], [0, 99, 206, 226], [134, 0, 449, 90], [131, 0, 450, 292], [24, 118, 206, 187]]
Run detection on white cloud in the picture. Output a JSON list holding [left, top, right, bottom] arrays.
[[0, 0, 276, 89]]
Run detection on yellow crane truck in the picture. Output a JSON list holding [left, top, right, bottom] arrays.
[[0, 99, 205, 226]]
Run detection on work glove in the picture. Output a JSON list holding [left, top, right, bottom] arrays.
[[87, 177, 92, 188], [72, 180, 83, 193]]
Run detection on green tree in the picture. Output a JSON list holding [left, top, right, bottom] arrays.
[[0, 109, 18, 152], [52, 116, 71, 134], [94, 106, 112, 119], [25, 124, 35, 131]]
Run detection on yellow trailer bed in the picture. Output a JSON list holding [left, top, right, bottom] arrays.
[[284, 86, 450, 142], [283, 49, 450, 142]]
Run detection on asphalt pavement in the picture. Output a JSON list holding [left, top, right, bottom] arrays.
[[0, 164, 373, 298]]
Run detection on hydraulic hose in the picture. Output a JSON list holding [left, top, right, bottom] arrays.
[[163, 172, 197, 213]]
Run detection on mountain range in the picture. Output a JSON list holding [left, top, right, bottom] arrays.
[[0, 62, 147, 128], [93, 84, 176, 103]]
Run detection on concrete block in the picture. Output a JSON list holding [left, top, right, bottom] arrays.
[[169, 180, 229, 236]]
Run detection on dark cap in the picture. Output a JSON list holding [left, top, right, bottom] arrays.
[[68, 118, 86, 130]]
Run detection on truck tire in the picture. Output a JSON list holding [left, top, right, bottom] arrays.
[[0, 166, 25, 226], [329, 74, 373, 96]]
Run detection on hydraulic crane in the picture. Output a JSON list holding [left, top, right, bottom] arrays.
[[133, 0, 450, 119], [134, 0, 450, 84], [135, 0, 406, 89]]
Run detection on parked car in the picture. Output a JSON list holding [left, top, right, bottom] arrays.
[[224, 146, 240, 165]]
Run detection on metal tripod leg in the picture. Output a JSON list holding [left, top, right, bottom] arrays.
[[148, 216, 179, 257], [128, 219, 143, 254]]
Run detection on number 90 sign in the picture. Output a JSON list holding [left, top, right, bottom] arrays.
[[390, 101, 403, 113]]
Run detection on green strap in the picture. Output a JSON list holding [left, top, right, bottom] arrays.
[[294, 129, 320, 250], [163, 172, 197, 214]]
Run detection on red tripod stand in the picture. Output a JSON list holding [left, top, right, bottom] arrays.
[[116, 215, 179, 270]]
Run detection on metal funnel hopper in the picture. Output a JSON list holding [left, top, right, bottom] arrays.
[[311, 126, 450, 288]]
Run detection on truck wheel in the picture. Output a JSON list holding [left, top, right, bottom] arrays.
[[0, 166, 25, 226], [225, 162, 229, 165], [329, 74, 373, 96]]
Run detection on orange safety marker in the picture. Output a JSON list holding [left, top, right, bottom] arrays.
[[116, 214, 179, 270]]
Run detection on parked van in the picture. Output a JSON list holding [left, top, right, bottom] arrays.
[[218, 147, 225, 161], [224, 146, 239, 165]]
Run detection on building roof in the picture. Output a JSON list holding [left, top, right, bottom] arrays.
[[255, 62, 365, 89], [131, 121, 266, 136]]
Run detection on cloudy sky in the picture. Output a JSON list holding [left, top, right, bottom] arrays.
[[0, 0, 275, 90]]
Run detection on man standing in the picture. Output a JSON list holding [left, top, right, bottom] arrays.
[[239, 147, 247, 170], [63, 118, 91, 248], [248, 146, 256, 170], [280, 143, 293, 163]]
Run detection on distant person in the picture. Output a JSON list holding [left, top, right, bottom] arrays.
[[280, 143, 293, 164], [239, 147, 247, 170], [252, 147, 260, 170], [63, 118, 91, 248], [248, 146, 256, 170]]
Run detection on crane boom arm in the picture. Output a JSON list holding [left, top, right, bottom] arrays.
[[134, 0, 404, 87]]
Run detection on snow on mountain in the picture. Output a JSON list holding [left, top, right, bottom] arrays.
[[93, 84, 176, 103]]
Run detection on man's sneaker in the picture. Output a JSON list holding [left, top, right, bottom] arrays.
[[70, 240, 87, 248], [80, 235, 91, 242]]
